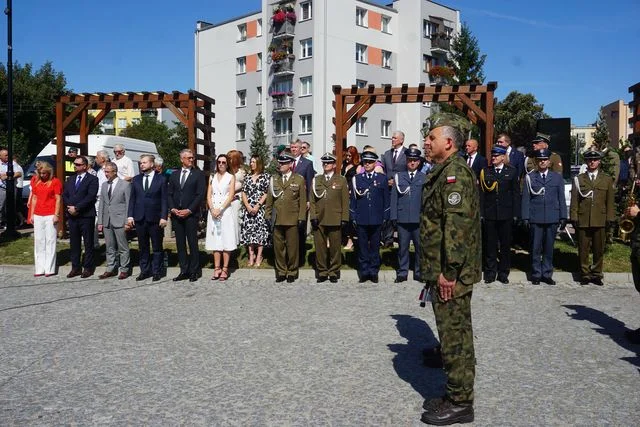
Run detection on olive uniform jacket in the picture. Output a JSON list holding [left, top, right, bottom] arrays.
[[525, 152, 563, 175], [309, 174, 349, 226], [570, 172, 615, 228], [265, 173, 307, 226], [420, 153, 482, 289]]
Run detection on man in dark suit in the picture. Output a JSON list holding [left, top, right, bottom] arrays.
[[290, 139, 315, 267], [496, 133, 525, 178], [63, 155, 99, 278], [127, 154, 168, 282], [381, 131, 408, 246], [464, 138, 486, 178], [168, 149, 206, 282]]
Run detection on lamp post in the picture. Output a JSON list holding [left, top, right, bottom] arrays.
[[2, 0, 20, 239]]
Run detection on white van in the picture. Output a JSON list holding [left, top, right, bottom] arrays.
[[22, 134, 160, 200]]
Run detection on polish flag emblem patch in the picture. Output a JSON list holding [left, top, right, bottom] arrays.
[[446, 176, 456, 183]]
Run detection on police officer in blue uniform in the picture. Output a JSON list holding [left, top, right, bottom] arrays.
[[521, 148, 568, 285], [390, 147, 426, 283], [350, 150, 390, 283]]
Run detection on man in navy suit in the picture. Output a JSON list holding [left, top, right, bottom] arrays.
[[290, 139, 315, 267], [63, 155, 99, 278], [127, 154, 168, 282], [168, 149, 206, 282], [464, 138, 486, 178], [521, 149, 567, 285], [390, 147, 425, 283], [381, 131, 408, 246], [350, 150, 390, 283], [496, 133, 525, 178]]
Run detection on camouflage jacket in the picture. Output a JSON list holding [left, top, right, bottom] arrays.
[[420, 153, 481, 287]]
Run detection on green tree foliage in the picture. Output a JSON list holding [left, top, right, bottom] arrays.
[[249, 112, 270, 166], [0, 61, 68, 162], [120, 117, 186, 169], [494, 91, 551, 147], [449, 23, 487, 84], [592, 108, 611, 150]]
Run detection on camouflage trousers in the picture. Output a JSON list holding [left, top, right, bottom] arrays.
[[431, 285, 476, 402]]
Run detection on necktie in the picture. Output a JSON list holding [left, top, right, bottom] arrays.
[[392, 150, 398, 165], [283, 174, 288, 184], [144, 174, 150, 191], [108, 181, 113, 199], [467, 156, 472, 166], [75, 175, 82, 190], [590, 173, 595, 181], [542, 173, 546, 182], [410, 172, 414, 181], [496, 167, 500, 175], [180, 169, 187, 188], [367, 173, 372, 180], [292, 160, 297, 172], [325, 175, 330, 181]]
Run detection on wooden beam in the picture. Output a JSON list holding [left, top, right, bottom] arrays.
[[88, 108, 111, 134], [62, 102, 89, 130], [343, 93, 483, 104], [344, 95, 372, 125], [456, 93, 486, 123], [162, 100, 188, 126], [79, 108, 89, 157], [485, 89, 495, 156], [334, 92, 344, 173], [338, 84, 492, 97]]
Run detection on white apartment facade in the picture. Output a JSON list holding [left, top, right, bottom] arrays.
[[195, 0, 460, 163]]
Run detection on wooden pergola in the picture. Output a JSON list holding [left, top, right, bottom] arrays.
[[54, 90, 215, 184], [333, 82, 498, 168]]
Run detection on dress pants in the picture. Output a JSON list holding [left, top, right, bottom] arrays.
[[136, 220, 163, 276], [577, 226, 605, 280], [33, 214, 57, 275], [104, 224, 130, 274], [397, 222, 421, 280], [68, 216, 95, 271], [313, 224, 342, 279], [274, 224, 299, 278], [298, 217, 308, 268], [530, 223, 557, 280], [172, 215, 200, 276], [483, 219, 513, 279], [356, 224, 382, 279]]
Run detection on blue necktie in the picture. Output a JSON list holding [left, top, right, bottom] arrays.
[[75, 175, 82, 190]]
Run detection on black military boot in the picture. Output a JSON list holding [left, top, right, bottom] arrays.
[[421, 398, 474, 425]]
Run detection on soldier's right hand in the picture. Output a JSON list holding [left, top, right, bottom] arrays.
[[351, 220, 357, 229], [298, 220, 305, 227], [311, 219, 319, 230]]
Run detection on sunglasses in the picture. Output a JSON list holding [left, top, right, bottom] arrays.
[[73, 162, 85, 166]]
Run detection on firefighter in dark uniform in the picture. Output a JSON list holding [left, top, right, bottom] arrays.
[[310, 153, 349, 283], [350, 150, 390, 283], [479, 145, 521, 284], [525, 133, 563, 175]]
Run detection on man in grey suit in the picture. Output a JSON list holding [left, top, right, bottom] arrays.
[[381, 130, 407, 246], [97, 162, 131, 280]]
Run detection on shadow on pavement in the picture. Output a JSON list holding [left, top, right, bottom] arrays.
[[388, 314, 446, 400], [564, 304, 640, 369]]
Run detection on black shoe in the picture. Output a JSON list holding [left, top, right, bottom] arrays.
[[580, 278, 590, 285], [624, 328, 640, 344], [173, 273, 189, 282], [189, 273, 198, 282], [591, 277, 604, 286], [358, 276, 368, 283], [276, 276, 286, 283], [286, 276, 296, 283], [67, 269, 82, 278], [81, 269, 94, 278], [497, 276, 509, 284], [422, 346, 443, 368], [136, 273, 151, 281], [423, 396, 446, 411], [370, 275, 379, 283], [317, 276, 328, 283], [541, 277, 556, 285], [531, 278, 541, 285], [421, 398, 474, 425], [152, 274, 161, 282], [484, 273, 496, 283], [329, 276, 338, 283], [394, 276, 407, 283]]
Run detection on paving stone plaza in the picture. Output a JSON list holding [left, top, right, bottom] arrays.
[[1, 266, 638, 425]]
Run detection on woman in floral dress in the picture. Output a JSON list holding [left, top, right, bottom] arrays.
[[240, 155, 271, 266]]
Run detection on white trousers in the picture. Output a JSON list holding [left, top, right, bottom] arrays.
[[33, 214, 57, 275]]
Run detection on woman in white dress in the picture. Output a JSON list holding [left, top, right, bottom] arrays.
[[205, 154, 237, 281]]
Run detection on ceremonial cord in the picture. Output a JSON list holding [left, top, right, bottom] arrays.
[[480, 169, 498, 192]]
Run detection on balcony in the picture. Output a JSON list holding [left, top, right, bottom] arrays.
[[272, 95, 295, 113], [272, 133, 294, 147], [272, 57, 295, 76], [430, 34, 451, 54], [273, 21, 295, 39]]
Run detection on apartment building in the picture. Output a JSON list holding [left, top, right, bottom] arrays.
[[195, 0, 460, 164], [601, 99, 633, 148], [89, 108, 178, 135]]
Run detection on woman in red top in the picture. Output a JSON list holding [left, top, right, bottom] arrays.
[[30, 162, 62, 276]]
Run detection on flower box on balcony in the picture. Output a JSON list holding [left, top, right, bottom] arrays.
[[270, 91, 294, 98], [428, 65, 454, 79]]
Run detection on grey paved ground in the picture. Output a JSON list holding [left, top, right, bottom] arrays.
[[0, 266, 638, 426]]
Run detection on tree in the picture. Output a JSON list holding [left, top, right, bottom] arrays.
[[494, 91, 551, 147], [249, 112, 269, 166], [449, 23, 486, 84], [120, 117, 185, 169], [591, 108, 611, 151]]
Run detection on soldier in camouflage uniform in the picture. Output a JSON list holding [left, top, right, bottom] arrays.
[[625, 187, 640, 344], [419, 117, 481, 425]]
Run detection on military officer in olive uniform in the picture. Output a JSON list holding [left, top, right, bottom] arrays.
[[390, 147, 426, 283], [525, 133, 563, 175], [265, 150, 307, 283], [570, 150, 615, 286], [419, 116, 481, 425], [479, 145, 521, 284], [350, 150, 390, 283], [310, 153, 349, 283]]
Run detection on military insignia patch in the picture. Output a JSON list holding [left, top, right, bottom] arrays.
[[446, 176, 456, 183], [447, 192, 461, 205]]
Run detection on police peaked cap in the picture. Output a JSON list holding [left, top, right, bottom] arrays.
[[583, 150, 603, 160], [361, 150, 379, 161], [278, 150, 295, 163], [534, 148, 551, 159], [491, 145, 507, 155], [405, 147, 422, 159], [532, 133, 551, 145], [320, 152, 337, 163]]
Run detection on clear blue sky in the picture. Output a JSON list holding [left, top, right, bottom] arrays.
[[2, 0, 638, 126]]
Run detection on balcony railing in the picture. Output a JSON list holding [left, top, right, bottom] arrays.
[[273, 96, 295, 112], [272, 133, 294, 147], [272, 57, 295, 76], [430, 35, 450, 53], [273, 21, 295, 39]]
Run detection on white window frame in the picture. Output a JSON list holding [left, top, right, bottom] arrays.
[[257, 86, 262, 105], [356, 79, 368, 88], [117, 118, 127, 129], [300, 76, 312, 96], [355, 117, 367, 136], [423, 54, 436, 72], [300, 38, 313, 59], [236, 90, 247, 108], [444, 26, 454, 38], [236, 123, 246, 141], [300, 1, 312, 21], [423, 20, 437, 38], [381, 120, 391, 138], [257, 52, 262, 71], [356, 7, 368, 27], [274, 117, 293, 135], [300, 114, 312, 134], [381, 15, 391, 34], [257, 19, 262, 37], [237, 23, 247, 41], [382, 50, 392, 69], [236, 56, 246, 74], [356, 43, 367, 63]]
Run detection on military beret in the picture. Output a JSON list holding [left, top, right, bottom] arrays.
[[361, 150, 379, 162], [320, 152, 336, 163], [426, 112, 468, 133], [583, 150, 602, 160], [491, 145, 507, 155], [532, 132, 551, 145], [534, 148, 551, 159], [405, 147, 422, 159], [277, 150, 295, 163]]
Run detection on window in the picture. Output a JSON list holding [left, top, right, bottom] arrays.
[[272, 79, 293, 94], [382, 50, 392, 68], [355, 117, 367, 135], [300, 38, 313, 59], [274, 117, 293, 135], [236, 90, 246, 108], [117, 118, 127, 129], [301, 1, 312, 21], [423, 54, 437, 72], [257, 52, 262, 71], [300, 76, 312, 96], [381, 15, 391, 34], [238, 24, 247, 41], [237, 124, 246, 141], [381, 120, 391, 138], [444, 26, 454, 38], [257, 86, 262, 105], [257, 19, 262, 37], [236, 56, 246, 74], [300, 114, 312, 134], [356, 43, 367, 63], [356, 7, 368, 27], [423, 20, 437, 38], [356, 79, 367, 88]]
